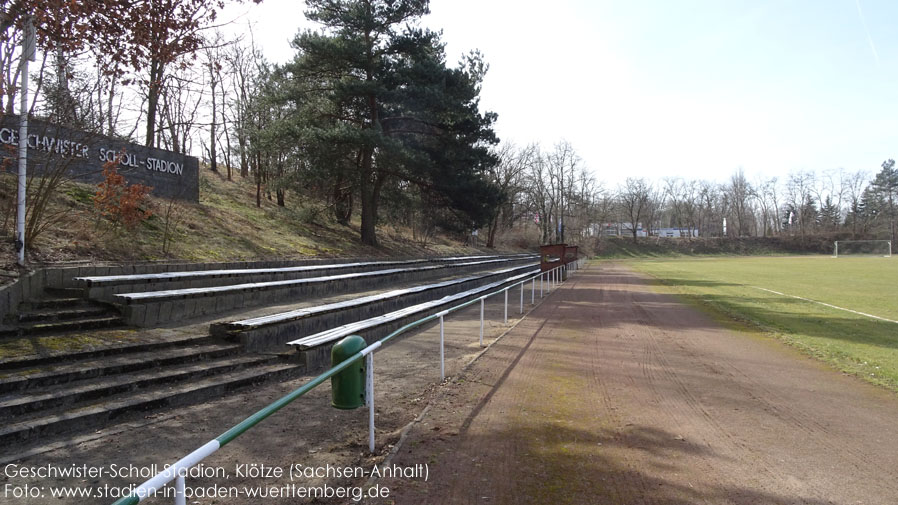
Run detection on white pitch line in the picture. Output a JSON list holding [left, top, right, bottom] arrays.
[[749, 286, 898, 325]]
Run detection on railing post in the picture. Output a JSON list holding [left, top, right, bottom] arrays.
[[367, 352, 375, 453], [503, 288, 508, 323], [439, 314, 445, 380], [520, 281, 524, 314], [531, 277, 535, 304], [479, 297, 484, 347], [540, 272, 544, 297], [174, 474, 186, 505]]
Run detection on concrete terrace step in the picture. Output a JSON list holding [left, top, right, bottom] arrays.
[[44, 287, 85, 297], [72, 255, 533, 301], [75, 259, 431, 301], [288, 268, 540, 369], [114, 257, 536, 327], [16, 306, 113, 323], [216, 264, 535, 332], [0, 254, 539, 452], [0, 333, 216, 372], [211, 263, 539, 351], [116, 257, 527, 304], [0, 342, 243, 394], [0, 361, 301, 448], [11, 315, 125, 336], [19, 297, 93, 311], [0, 354, 277, 419], [290, 268, 539, 350]]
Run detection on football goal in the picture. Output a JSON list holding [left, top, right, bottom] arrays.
[[833, 240, 892, 257]]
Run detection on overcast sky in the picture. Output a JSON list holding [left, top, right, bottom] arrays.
[[222, 0, 898, 188]]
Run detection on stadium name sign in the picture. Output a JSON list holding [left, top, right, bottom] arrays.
[[0, 116, 199, 202]]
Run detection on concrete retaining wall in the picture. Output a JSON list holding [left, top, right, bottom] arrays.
[[0, 270, 46, 325]]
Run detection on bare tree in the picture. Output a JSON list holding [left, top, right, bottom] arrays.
[[199, 31, 237, 177], [158, 70, 203, 154], [618, 177, 651, 242], [727, 169, 754, 236], [752, 176, 779, 236], [224, 33, 262, 179], [844, 170, 869, 235], [643, 184, 665, 237], [785, 170, 817, 235], [545, 140, 580, 243], [485, 142, 535, 247]]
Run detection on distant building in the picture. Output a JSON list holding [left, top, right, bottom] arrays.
[[586, 223, 647, 237], [656, 228, 699, 238], [589, 223, 697, 238]]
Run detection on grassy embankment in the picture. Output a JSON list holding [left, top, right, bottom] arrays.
[[0, 165, 494, 268], [629, 256, 898, 392], [595, 235, 845, 258]]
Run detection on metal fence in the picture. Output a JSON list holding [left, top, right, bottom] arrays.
[[109, 257, 587, 505]]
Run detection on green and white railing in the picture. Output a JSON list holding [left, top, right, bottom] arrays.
[[109, 257, 587, 505]]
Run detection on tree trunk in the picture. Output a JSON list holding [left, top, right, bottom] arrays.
[[333, 174, 352, 225], [209, 70, 218, 173], [145, 59, 162, 148], [222, 110, 233, 181], [276, 189, 285, 206], [107, 77, 115, 136], [254, 152, 262, 208], [359, 148, 379, 246], [239, 135, 248, 178], [360, 188, 378, 246], [486, 213, 499, 248]]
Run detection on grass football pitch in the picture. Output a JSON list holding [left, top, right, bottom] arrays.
[[630, 256, 898, 392]]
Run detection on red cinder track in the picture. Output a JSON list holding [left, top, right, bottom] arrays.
[[380, 263, 898, 505]]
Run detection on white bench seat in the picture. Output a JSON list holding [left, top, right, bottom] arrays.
[[114, 258, 532, 304], [288, 268, 539, 349], [221, 264, 536, 331]]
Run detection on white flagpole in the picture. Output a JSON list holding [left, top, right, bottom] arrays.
[[16, 17, 36, 266]]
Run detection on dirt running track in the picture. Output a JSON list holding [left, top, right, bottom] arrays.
[[377, 263, 898, 505]]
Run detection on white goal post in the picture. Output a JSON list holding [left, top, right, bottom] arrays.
[[833, 240, 892, 257]]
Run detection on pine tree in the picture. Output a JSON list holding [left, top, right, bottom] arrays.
[[284, 0, 499, 246], [819, 195, 840, 231], [871, 159, 898, 242]]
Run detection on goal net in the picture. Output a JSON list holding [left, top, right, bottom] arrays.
[[833, 240, 892, 257]]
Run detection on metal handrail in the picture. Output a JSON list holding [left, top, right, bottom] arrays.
[[109, 257, 587, 505]]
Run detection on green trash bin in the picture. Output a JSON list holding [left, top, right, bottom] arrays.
[[331, 335, 366, 410]]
